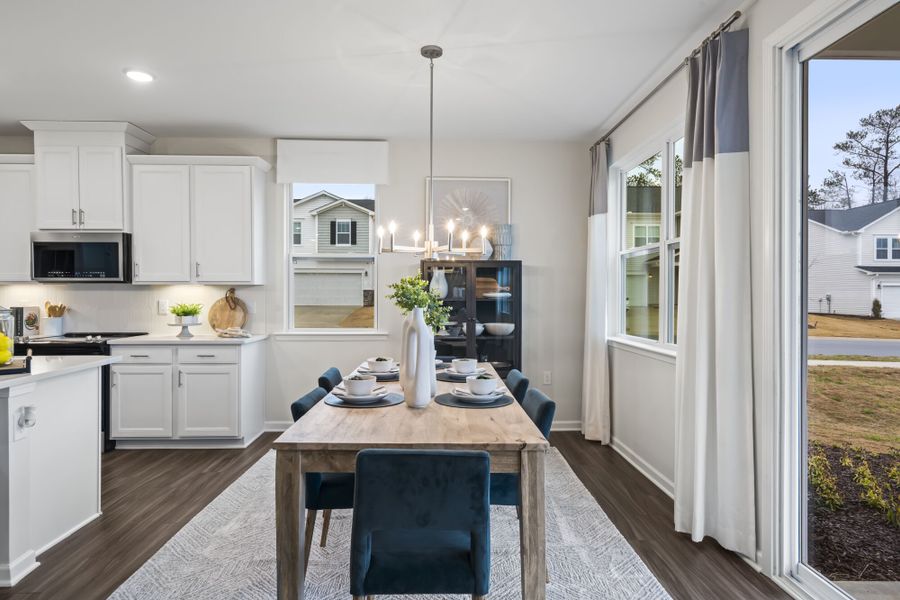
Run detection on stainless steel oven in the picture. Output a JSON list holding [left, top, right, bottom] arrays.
[[31, 231, 132, 283]]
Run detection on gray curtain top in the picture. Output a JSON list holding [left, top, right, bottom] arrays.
[[590, 142, 609, 216], [684, 28, 749, 168]]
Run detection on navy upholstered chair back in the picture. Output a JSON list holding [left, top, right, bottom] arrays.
[[290, 387, 327, 423], [350, 449, 491, 596], [522, 388, 556, 438], [317, 367, 343, 392], [505, 369, 530, 403]]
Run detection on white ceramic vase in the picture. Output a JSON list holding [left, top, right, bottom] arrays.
[[429, 269, 449, 299], [401, 307, 436, 408]]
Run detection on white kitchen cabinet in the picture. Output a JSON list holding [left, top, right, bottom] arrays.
[[132, 164, 191, 282], [110, 364, 174, 438], [108, 337, 266, 447], [129, 156, 268, 285], [78, 146, 124, 229], [0, 159, 35, 281], [192, 165, 253, 283], [176, 364, 239, 437], [34, 145, 79, 229]]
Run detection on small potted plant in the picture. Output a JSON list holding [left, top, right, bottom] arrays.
[[170, 303, 203, 325]]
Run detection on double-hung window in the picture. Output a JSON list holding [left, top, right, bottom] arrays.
[[874, 236, 900, 260], [619, 137, 683, 344], [292, 220, 303, 245], [335, 219, 352, 246]]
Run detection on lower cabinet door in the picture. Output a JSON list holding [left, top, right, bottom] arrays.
[[176, 364, 239, 438], [111, 365, 174, 438]]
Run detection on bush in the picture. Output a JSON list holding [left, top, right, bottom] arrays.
[[872, 298, 883, 319], [809, 451, 843, 510]]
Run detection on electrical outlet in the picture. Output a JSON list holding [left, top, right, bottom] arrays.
[[543, 371, 552, 385], [157, 299, 169, 315]]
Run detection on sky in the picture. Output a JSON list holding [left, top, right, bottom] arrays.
[[292, 183, 375, 200], [807, 59, 900, 205]]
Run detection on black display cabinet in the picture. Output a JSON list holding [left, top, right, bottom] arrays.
[[420, 259, 522, 378]]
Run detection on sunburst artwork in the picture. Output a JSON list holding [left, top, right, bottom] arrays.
[[428, 177, 511, 233]]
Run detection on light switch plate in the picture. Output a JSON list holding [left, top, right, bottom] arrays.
[[157, 299, 169, 315]]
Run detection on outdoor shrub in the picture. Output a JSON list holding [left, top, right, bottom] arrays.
[[888, 464, 900, 487], [871, 298, 882, 319], [840, 453, 854, 468], [853, 461, 887, 512], [809, 453, 843, 510]]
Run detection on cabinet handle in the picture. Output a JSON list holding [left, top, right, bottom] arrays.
[[195, 262, 200, 277], [71, 208, 77, 225], [129, 354, 150, 358], [196, 354, 216, 358], [178, 370, 184, 387], [79, 209, 85, 226], [112, 372, 118, 387], [134, 262, 140, 278]]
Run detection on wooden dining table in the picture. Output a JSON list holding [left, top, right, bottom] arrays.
[[274, 362, 550, 600]]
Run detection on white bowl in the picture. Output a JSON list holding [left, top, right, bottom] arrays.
[[463, 322, 485, 336], [467, 375, 498, 396], [366, 357, 396, 372], [452, 358, 477, 374], [343, 375, 376, 396], [484, 322, 515, 336]]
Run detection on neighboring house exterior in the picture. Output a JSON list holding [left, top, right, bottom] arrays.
[[808, 198, 900, 318], [291, 191, 376, 307], [625, 186, 662, 310]]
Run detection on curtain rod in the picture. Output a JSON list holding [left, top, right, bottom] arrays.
[[590, 10, 742, 149]]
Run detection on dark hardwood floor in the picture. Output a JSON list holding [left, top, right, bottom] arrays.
[[2, 431, 787, 599]]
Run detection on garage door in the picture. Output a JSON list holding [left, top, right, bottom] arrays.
[[882, 286, 900, 319], [294, 272, 363, 306]]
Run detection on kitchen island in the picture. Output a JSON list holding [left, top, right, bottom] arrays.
[[0, 355, 120, 586]]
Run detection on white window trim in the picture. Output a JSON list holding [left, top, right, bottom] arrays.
[[292, 219, 303, 245], [873, 236, 889, 261], [632, 223, 661, 248], [283, 186, 380, 334], [335, 218, 352, 246], [611, 127, 683, 352], [760, 1, 896, 597]]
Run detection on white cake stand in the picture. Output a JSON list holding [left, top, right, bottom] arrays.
[[169, 322, 202, 339]]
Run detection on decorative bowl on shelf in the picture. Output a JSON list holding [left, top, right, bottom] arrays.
[[484, 322, 515, 336], [463, 322, 485, 336]]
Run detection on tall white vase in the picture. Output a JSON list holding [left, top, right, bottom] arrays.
[[401, 307, 436, 409], [429, 269, 449, 299]]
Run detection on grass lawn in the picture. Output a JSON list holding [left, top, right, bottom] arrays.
[[809, 354, 900, 362], [808, 313, 900, 338], [808, 366, 900, 453]]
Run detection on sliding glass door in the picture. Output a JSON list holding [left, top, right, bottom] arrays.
[[800, 5, 900, 597]]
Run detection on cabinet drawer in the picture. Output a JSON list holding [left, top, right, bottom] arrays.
[[177, 346, 238, 364], [112, 347, 174, 364]]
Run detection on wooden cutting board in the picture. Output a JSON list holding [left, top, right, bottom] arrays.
[[208, 288, 248, 330]]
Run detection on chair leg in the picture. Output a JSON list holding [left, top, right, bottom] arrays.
[[303, 509, 317, 570], [319, 509, 332, 547], [516, 504, 521, 520]]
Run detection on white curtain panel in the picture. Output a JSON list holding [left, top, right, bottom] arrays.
[[674, 29, 755, 557], [582, 142, 611, 444]]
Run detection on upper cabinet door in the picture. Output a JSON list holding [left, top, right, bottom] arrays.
[[78, 146, 124, 230], [35, 145, 79, 229], [132, 165, 191, 283], [191, 165, 253, 283], [0, 164, 35, 281]]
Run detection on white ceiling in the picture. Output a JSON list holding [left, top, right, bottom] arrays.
[[1, 0, 740, 141]]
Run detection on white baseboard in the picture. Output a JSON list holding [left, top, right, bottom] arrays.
[[37, 512, 101, 555], [0, 550, 39, 587], [265, 420, 292, 432], [610, 436, 675, 498], [114, 433, 259, 450], [550, 420, 582, 432]]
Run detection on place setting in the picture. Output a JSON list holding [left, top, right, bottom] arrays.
[[355, 356, 401, 381], [435, 368, 514, 409], [436, 357, 487, 382], [326, 368, 404, 408]]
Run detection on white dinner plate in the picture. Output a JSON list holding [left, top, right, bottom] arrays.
[[451, 388, 506, 403], [332, 389, 388, 404], [357, 365, 400, 374], [445, 367, 487, 377]]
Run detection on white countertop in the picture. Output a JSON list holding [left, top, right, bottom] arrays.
[[107, 334, 268, 346], [0, 355, 121, 391]]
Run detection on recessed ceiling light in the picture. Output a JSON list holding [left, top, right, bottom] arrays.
[[125, 69, 154, 83]]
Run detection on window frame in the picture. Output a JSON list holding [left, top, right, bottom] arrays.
[[335, 218, 352, 246], [614, 133, 683, 349], [632, 223, 661, 248], [873, 236, 899, 261], [292, 219, 303, 245]]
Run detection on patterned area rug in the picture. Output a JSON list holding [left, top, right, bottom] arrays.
[[110, 449, 671, 599]]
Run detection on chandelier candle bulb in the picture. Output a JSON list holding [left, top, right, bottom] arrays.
[[480, 226, 488, 254], [461, 230, 470, 250], [388, 221, 397, 252], [377, 226, 385, 253]]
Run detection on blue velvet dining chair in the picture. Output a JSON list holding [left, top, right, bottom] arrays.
[[490, 388, 556, 507], [350, 449, 491, 600], [317, 367, 343, 393], [505, 368, 530, 403], [290, 386, 355, 568]]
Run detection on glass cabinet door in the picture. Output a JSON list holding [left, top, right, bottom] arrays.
[[422, 262, 470, 361], [473, 264, 519, 377]]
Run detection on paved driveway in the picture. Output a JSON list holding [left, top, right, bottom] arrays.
[[808, 337, 900, 357]]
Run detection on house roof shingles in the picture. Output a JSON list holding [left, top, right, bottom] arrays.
[[809, 198, 900, 232], [293, 190, 374, 213]]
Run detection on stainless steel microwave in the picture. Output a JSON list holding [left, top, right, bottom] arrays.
[[31, 232, 132, 283]]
